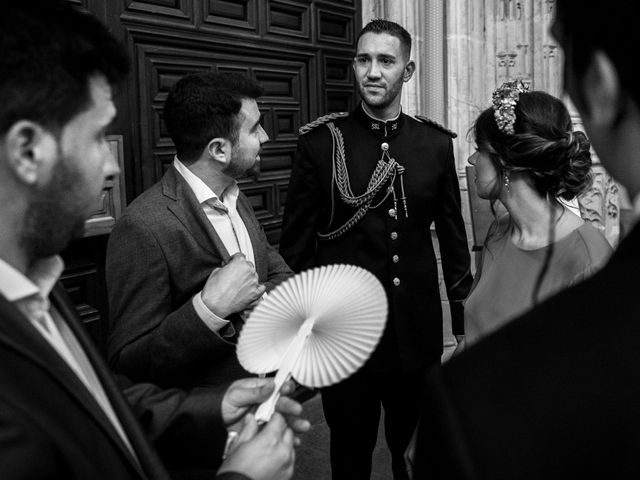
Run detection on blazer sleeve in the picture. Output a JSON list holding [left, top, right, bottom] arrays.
[[433, 139, 473, 336], [280, 135, 321, 273], [119, 376, 229, 470], [106, 212, 234, 385]]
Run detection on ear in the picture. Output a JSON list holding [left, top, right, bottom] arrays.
[[2, 120, 57, 185], [206, 137, 232, 167], [403, 60, 416, 83], [581, 50, 621, 128]]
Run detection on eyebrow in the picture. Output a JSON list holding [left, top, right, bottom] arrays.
[[355, 53, 397, 60]]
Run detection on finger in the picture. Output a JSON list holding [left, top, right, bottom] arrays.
[[231, 377, 273, 391], [229, 252, 246, 262], [285, 416, 311, 435], [282, 426, 295, 448], [275, 395, 303, 417], [235, 413, 259, 445], [279, 380, 296, 396], [255, 284, 267, 297], [229, 378, 275, 405]]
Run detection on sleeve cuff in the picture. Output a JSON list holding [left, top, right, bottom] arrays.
[[192, 292, 236, 337]]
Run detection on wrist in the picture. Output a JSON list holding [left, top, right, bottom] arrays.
[[201, 291, 229, 318]]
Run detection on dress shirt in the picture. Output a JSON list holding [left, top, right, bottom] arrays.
[[0, 256, 138, 460], [173, 157, 256, 333]]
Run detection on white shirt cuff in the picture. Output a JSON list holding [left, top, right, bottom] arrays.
[[192, 292, 236, 337]]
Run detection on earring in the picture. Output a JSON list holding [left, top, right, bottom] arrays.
[[503, 171, 511, 193]]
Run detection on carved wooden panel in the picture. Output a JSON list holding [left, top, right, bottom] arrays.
[[202, 0, 259, 34], [266, 0, 311, 40], [124, 0, 192, 21], [316, 5, 355, 45]]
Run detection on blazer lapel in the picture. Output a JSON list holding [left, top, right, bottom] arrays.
[[51, 285, 168, 479], [0, 291, 148, 478], [237, 193, 266, 278], [162, 167, 231, 262]]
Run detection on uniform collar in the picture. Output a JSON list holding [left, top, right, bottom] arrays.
[[355, 104, 404, 139]]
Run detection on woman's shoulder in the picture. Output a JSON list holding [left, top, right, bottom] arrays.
[[574, 221, 613, 263]]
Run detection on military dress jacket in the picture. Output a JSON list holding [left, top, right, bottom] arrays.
[[280, 105, 473, 372]]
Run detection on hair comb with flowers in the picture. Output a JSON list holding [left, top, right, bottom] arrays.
[[492, 80, 529, 134]]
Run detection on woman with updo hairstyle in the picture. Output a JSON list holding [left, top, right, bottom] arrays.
[[460, 81, 612, 349]]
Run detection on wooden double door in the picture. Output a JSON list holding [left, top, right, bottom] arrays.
[[62, 0, 361, 350]]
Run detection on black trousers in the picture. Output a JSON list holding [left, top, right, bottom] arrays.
[[321, 367, 425, 480]]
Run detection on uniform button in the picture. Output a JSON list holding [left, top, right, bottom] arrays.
[[381, 142, 389, 151], [392, 255, 399, 263], [390, 232, 398, 240], [388, 208, 396, 218], [393, 277, 401, 286]]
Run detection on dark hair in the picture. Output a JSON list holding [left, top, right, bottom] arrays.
[[164, 72, 264, 163], [357, 19, 412, 58], [0, 1, 129, 137], [555, 1, 640, 112], [472, 90, 592, 201]]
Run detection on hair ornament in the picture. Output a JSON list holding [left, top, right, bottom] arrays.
[[492, 80, 529, 134]]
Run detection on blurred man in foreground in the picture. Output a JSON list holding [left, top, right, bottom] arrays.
[[0, 2, 307, 478]]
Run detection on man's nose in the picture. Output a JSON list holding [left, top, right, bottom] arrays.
[[259, 125, 270, 144], [103, 147, 120, 180], [468, 152, 477, 166], [367, 60, 382, 79]]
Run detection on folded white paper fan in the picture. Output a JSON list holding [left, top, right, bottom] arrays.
[[237, 264, 387, 422]]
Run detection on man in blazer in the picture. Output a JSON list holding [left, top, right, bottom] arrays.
[[0, 2, 307, 478], [412, 2, 640, 478], [106, 73, 292, 389], [280, 19, 472, 480]]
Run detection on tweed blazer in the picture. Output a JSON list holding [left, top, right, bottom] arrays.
[[106, 167, 292, 389]]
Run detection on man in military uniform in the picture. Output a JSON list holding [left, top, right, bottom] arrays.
[[280, 19, 473, 480]]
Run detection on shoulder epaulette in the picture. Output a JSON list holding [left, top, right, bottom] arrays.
[[414, 115, 457, 138], [298, 112, 349, 135]]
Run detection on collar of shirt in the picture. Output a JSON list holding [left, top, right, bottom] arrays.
[[0, 256, 64, 303], [356, 103, 404, 139], [173, 157, 240, 212]]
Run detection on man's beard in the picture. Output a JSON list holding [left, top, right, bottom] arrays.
[[358, 76, 404, 111], [225, 147, 261, 181], [21, 152, 87, 263]]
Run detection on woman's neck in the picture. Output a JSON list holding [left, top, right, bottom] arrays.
[[502, 181, 567, 250]]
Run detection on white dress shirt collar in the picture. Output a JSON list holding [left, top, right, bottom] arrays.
[[0, 255, 64, 302], [173, 156, 239, 207]]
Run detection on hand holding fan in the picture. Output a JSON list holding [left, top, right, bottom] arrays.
[[236, 264, 387, 423]]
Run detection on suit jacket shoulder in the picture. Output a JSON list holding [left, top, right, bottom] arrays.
[[413, 115, 457, 138]]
